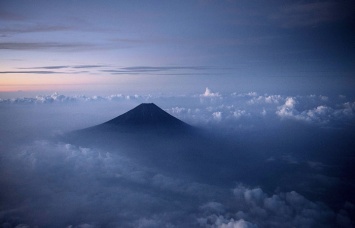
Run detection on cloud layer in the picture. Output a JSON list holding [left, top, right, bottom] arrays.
[[1, 90, 354, 128], [1, 89, 354, 227], [198, 184, 352, 227]]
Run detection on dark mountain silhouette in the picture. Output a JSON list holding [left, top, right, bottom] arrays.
[[63, 103, 250, 187], [78, 103, 194, 135], [103, 103, 191, 129]]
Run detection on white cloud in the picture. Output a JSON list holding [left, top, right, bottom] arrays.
[[74, 224, 96, 228], [341, 101, 355, 117], [248, 95, 283, 105], [200, 202, 226, 214], [232, 92, 258, 98], [261, 108, 267, 116], [276, 97, 298, 119], [219, 219, 258, 228], [1, 91, 355, 227], [276, 98, 355, 125], [233, 110, 247, 119], [213, 112, 222, 121], [199, 184, 345, 227], [1, 91, 354, 129], [285, 97, 296, 108], [201, 87, 222, 98], [0, 92, 145, 104]]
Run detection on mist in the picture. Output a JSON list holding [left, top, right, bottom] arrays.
[[0, 89, 354, 227]]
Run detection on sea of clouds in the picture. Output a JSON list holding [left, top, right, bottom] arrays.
[[0, 88, 354, 227]]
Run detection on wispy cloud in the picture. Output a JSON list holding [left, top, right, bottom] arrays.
[[2, 64, 212, 76], [0, 65, 108, 75], [0, 9, 26, 21], [72, 65, 106, 69], [0, 42, 97, 51], [102, 66, 211, 75], [18, 66, 70, 70], [269, 1, 354, 28], [0, 25, 72, 36], [0, 70, 60, 74], [18, 65, 106, 70]]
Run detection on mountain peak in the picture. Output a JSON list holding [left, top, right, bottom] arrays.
[[89, 103, 193, 133], [68, 103, 197, 148]]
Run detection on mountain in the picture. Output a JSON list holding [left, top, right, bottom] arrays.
[[73, 103, 195, 136], [103, 103, 190, 129], [63, 103, 242, 185]]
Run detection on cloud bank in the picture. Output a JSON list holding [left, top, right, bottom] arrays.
[[1, 89, 354, 227], [1, 90, 354, 128], [198, 183, 353, 227]]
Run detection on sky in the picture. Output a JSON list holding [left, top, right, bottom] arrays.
[[1, 0, 354, 95]]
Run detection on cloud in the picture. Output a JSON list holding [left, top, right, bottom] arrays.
[[199, 184, 348, 227], [17, 64, 106, 70], [201, 88, 222, 98], [102, 65, 211, 75], [1, 90, 355, 227], [0, 137, 225, 227], [0, 92, 145, 104], [269, 1, 354, 28], [18, 65, 70, 70], [220, 219, 257, 228], [276, 97, 298, 118], [232, 109, 247, 119], [0, 9, 26, 21], [0, 65, 107, 75], [2, 91, 354, 128], [0, 70, 60, 74], [0, 25, 72, 35], [0, 42, 97, 51], [276, 97, 355, 124], [212, 112, 222, 121], [247, 95, 282, 105]]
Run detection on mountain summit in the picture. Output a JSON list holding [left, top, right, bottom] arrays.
[[104, 103, 188, 128], [78, 103, 193, 135]]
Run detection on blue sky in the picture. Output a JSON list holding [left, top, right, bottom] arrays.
[[0, 0, 354, 95]]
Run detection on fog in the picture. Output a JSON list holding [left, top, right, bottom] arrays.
[[0, 89, 354, 227]]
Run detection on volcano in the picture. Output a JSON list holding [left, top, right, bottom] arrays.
[[64, 103, 241, 185], [104, 103, 190, 128], [66, 103, 198, 160], [74, 103, 194, 136]]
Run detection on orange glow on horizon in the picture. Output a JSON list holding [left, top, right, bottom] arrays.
[[0, 74, 105, 92]]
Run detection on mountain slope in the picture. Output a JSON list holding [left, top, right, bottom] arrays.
[[72, 103, 195, 137], [103, 103, 190, 128], [63, 103, 243, 186]]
